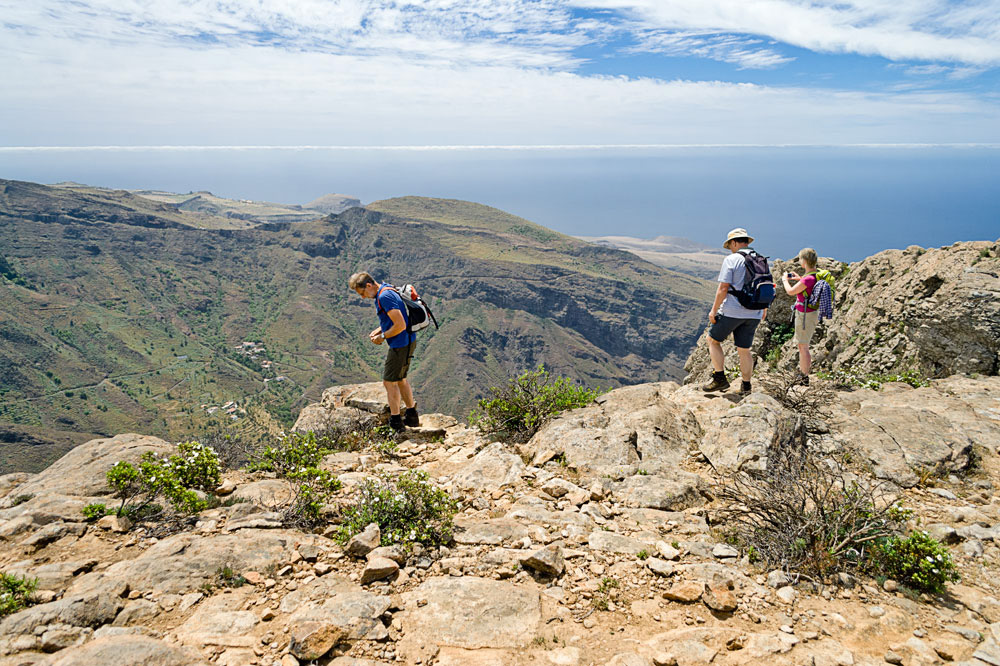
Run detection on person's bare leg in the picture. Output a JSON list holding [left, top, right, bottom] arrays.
[[383, 380, 401, 415], [398, 378, 415, 410], [737, 347, 754, 382], [798, 344, 811, 374], [708, 337, 725, 373]]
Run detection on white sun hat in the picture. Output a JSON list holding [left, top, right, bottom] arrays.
[[723, 228, 754, 248]]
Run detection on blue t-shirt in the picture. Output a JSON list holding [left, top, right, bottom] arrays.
[[717, 251, 764, 320], [375, 284, 415, 348]]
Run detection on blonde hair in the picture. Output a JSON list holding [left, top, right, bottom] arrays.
[[348, 271, 376, 290], [798, 248, 818, 269]]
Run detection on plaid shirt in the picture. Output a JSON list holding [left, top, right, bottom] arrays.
[[810, 279, 835, 321]]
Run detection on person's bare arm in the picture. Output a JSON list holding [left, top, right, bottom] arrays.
[[782, 272, 808, 296], [382, 308, 407, 340], [710, 283, 729, 324]]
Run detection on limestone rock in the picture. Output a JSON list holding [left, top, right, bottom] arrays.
[[346, 523, 381, 558], [451, 443, 525, 491], [360, 557, 399, 585], [663, 581, 703, 603], [1, 434, 174, 503], [290, 622, 348, 661], [612, 473, 705, 511], [67, 530, 310, 596], [702, 582, 737, 612], [524, 383, 700, 479], [588, 530, 653, 555], [281, 575, 392, 642], [519, 544, 565, 577], [400, 577, 540, 649], [45, 635, 209, 665]]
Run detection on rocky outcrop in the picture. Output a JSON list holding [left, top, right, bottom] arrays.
[[2, 375, 1000, 665], [685, 240, 1000, 383], [0, 434, 174, 507]]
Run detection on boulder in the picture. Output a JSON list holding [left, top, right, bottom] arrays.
[[451, 443, 525, 491], [400, 577, 540, 649], [67, 530, 311, 596], [697, 394, 784, 474], [524, 383, 700, 480], [1, 434, 174, 504], [612, 474, 705, 511], [289, 622, 348, 661], [44, 635, 209, 665], [360, 557, 399, 585], [519, 544, 565, 577], [281, 575, 392, 642], [345, 523, 381, 558], [292, 383, 389, 433], [0, 586, 126, 639]]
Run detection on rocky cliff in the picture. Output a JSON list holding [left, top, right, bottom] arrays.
[[684, 240, 1000, 383]]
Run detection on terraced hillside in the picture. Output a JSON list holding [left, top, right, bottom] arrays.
[[0, 180, 712, 471]]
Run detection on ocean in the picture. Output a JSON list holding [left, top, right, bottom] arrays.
[[1, 145, 997, 262]]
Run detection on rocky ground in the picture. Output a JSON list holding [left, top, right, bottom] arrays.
[[2, 376, 1000, 666]]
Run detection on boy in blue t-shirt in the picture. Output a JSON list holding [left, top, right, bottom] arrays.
[[349, 271, 419, 432]]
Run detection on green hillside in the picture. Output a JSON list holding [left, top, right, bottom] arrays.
[[0, 180, 713, 472]]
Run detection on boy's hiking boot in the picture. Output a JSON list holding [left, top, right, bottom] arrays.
[[388, 414, 405, 433], [702, 372, 730, 393], [403, 406, 420, 427], [739, 381, 752, 395]]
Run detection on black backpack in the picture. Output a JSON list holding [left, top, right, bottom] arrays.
[[376, 284, 439, 333], [729, 248, 776, 310]]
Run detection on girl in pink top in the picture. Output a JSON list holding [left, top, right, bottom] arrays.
[[781, 248, 819, 384]]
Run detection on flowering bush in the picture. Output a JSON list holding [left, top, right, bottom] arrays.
[[336, 470, 457, 549], [105, 441, 221, 520], [250, 431, 329, 475], [873, 531, 960, 594]]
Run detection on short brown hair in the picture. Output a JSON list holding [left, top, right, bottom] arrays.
[[348, 271, 376, 290], [798, 248, 818, 269]]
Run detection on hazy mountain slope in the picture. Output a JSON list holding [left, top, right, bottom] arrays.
[[579, 234, 728, 280], [0, 181, 712, 471]]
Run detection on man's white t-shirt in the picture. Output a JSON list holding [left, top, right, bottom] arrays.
[[717, 251, 765, 320]]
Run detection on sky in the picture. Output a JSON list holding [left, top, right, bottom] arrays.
[[1, 1, 998, 259], [3, 0, 1000, 146]]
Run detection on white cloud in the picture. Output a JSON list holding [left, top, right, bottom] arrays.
[[1, 0, 998, 148], [573, 0, 1000, 65], [630, 31, 794, 69]]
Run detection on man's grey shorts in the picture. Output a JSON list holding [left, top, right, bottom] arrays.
[[383, 340, 416, 382], [709, 314, 760, 349]]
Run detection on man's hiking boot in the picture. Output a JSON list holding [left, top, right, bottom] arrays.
[[794, 371, 810, 386], [388, 414, 405, 433], [739, 381, 752, 395], [403, 406, 420, 427], [702, 372, 730, 393]]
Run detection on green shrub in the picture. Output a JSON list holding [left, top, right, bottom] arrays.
[[873, 531, 959, 594], [106, 442, 221, 519], [214, 564, 246, 588], [82, 503, 108, 521], [250, 431, 330, 474], [469, 365, 602, 443], [280, 467, 342, 527], [816, 368, 929, 391], [10, 494, 33, 507], [337, 471, 457, 549], [0, 572, 37, 617]]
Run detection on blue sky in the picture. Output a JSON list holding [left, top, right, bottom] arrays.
[[2, 0, 1000, 147]]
